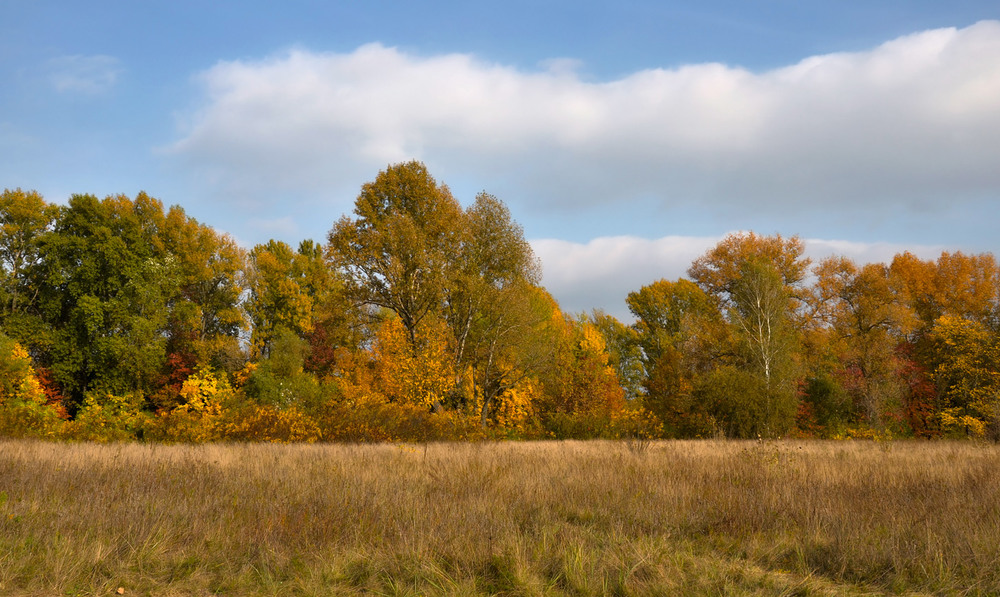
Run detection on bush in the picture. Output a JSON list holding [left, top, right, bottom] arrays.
[[70, 392, 150, 441], [314, 399, 484, 443], [218, 403, 322, 443]]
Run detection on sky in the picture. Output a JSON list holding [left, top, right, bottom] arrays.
[[2, 1, 999, 320]]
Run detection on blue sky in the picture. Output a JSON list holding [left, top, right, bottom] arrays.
[[3, 1, 999, 318]]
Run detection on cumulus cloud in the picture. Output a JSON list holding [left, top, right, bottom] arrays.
[[168, 21, 1000, 219], [533, 235, 946, 320], [47, 55, 121, 94]]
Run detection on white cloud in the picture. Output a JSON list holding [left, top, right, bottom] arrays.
[[168, 21, 1000, 219], [47, 55, 121, 94], [534, 235, 947, 321]]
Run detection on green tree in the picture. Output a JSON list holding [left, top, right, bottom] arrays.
[[626, 278, 727, 436], [34, 193, 179, 405], [728, 260, 799, 434], [445, 192, 542, 410]]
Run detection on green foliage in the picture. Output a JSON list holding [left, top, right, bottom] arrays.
[[19, 192, 247, 410], [328, 160, 463, 343], [586, 309, 646, 402], [695, 365, 797, 438], [800, 374, 853, 436], [243, 328, 327, 412]]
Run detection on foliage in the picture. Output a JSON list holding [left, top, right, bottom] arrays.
[[327, 161, 462, 344], [0, 334, 66, 437], [929, 314, 1000, 438], [219, 403, 322, 443], [586, 309, 645, 402], [70, 391, 149, 442], [372, 316, 455, 409], [314, 400, 484, 442], [242, 328, 326, 411]]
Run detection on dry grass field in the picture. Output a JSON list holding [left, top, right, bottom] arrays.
[[1, 439, 999, 596]]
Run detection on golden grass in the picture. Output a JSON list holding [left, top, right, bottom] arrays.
[[1, 439, 998, 595]]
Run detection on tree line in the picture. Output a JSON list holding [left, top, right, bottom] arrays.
[[1, 161, 998, 441]]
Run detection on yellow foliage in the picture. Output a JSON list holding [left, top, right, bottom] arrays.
[[938, 408, 987, 438], [0, 340, 65, 438], [491, 379, 539, 433], [930, 315, 1000, 433], [233, 362, 258, 389], [148, 368, 236, 442], [373, 317, 455, 408], [71, 392, 149, 442], [177, 368, 231, 415], [579, 323, 610, 364], [220, 404, 321, 443], [0, 342, 47, 406]]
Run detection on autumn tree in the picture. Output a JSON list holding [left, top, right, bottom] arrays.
[[929, 314, 1000, 438], [626, 278, 726, 436], [686, 233, 810, 436], [933, 252, 999, 329], [327, 161, 462, 346], [160, 206, 246, 363], [371, 315, 456, 409], [466, 283, 555, 427], [328, 164, 544, 426], [444, 192, 543, 419], [812, 257, 918, 426], [688, 232, 811, 315], [246, 240, 318, 356], [446, 192, 539, 367], [0, 188, 58, 319], [541, 318, 625, 414]]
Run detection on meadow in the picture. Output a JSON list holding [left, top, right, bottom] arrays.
[[1, 439, 998, 596]]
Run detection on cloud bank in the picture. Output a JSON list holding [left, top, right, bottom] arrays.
[[169, 21, 1000, 218]]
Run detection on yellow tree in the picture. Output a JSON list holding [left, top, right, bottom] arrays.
[[933, 252, 998, 328], [372, 316, 456, 409], [0, 333, 64, 436], [930, 314, 1000, 438], [0, 188, 58, 316]]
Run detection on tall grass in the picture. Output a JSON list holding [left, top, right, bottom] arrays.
[[1, 439, 998, 595]]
